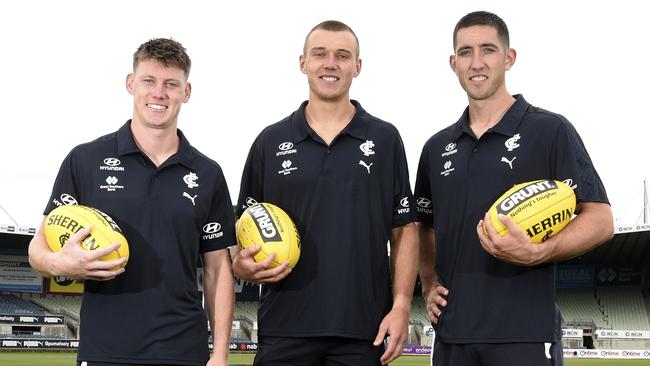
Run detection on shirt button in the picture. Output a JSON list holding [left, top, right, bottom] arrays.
[[326, 148, 331, 154]]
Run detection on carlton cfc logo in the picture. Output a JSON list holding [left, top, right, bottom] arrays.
[[359, 140, 375, 156]]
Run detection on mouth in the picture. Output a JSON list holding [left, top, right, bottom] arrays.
[[469, 75, 487, 82], [319, 75, 340, 82], [146, 103, 168, 111]]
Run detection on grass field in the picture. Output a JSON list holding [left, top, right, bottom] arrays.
[[2, 352, 650, 366]]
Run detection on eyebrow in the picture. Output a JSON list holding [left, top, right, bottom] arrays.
[[310, 47, 353, 54], [456, 42, 500, 53]]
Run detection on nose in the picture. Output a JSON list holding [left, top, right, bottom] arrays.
[[470, 51, 485, 70], [324, 53, 337, 69], [152, 82, 166, 99]]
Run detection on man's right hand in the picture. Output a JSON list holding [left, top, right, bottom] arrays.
[[424, 283, 449, 325], [47, 226, 127, 281], [231, 245, 291, 284]]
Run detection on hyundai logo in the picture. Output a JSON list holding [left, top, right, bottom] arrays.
[[445, 143, 456, 151], [400, 197, 409, 207], [245, 197, 258, 207], [60, 194, 78, 206], [103, 158, 121, 166], [417, 197, 432, 208], [278, 142, 294, 151], [203, 222, 222, 234]]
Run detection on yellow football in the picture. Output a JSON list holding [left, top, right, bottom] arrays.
[[44, 205, 129, 268], [487, 180, 576, 243], [237, 202, 301, 268]]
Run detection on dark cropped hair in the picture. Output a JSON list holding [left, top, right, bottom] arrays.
[[453, 11, 510, 50]]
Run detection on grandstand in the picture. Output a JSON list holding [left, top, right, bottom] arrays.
[[1, 223, 650, 361]]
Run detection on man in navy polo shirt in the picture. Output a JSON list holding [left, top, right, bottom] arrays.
[[415, 11, 614, 366], [231, 20, 418, 366], [28, 38, 235, 366]]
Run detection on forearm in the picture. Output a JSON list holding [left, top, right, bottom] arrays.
[[203, 254, 234, 361], [417, 223, 437, 295], [544, 202, 614, 262], [390, 223, 418, 310], [28, 228, 57, 277]]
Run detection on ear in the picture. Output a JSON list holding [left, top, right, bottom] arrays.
[[184, 82, 192, 103], [449, 54, 457, 73], [299, 55, 306, 74], [354, 58, 362, 77], [505, 48, 516, 70], [126, 73, 135, 95]]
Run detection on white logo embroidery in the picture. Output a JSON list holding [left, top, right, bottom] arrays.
[[398, 197, 410, 214], [505, 134, 521, 151], [278, 160, 298, 175], [563, 178, 578, 190], [183, 192, 197, 206], [60, 194, 78, 206], [203, 222, 221, 233], [202, 222, 224, 240], [183, 172, 199, 189], [417, 197, 432, 208], [359, 160, 373, 174], [360, 140, 375, 157], [103, 158, 121, 166], [245, 197, 258, 207], [276, 142, 297, 156], [500, 156, 516, 170], [100, 177, 124, 192], [440, 161, 455, 176], [442, 142, 458, 157], [100, 157, 125, 171]]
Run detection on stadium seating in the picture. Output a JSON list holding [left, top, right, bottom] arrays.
[[556, 288, 608, 328], [596, 286, 650, 330], [0, 294, 45, 315], [26, 294, 82, 322]]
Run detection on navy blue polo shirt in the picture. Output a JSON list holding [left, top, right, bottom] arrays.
[[414, 95, 608, 343], [44, 121, 235, 365], [237, 100, 416, 340]]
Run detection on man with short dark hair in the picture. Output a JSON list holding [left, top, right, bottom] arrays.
[[232, 20, 418, 366], [415, 11, 614, 366], [28, 38, 235, 366]]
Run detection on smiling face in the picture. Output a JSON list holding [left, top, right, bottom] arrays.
[[450, 25, 515, 102], [300, 29, 361, 103], [126, 58, 191, 131]]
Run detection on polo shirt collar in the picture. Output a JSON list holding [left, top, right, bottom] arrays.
[[116, 120, 196, 170], [290, 100, 369, 143], [451, 94, 530, 141]]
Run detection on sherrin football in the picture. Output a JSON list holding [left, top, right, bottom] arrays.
[[44, 205, 129, 268], [237, 202, 301, 269], [486, 180, 576, 243]]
